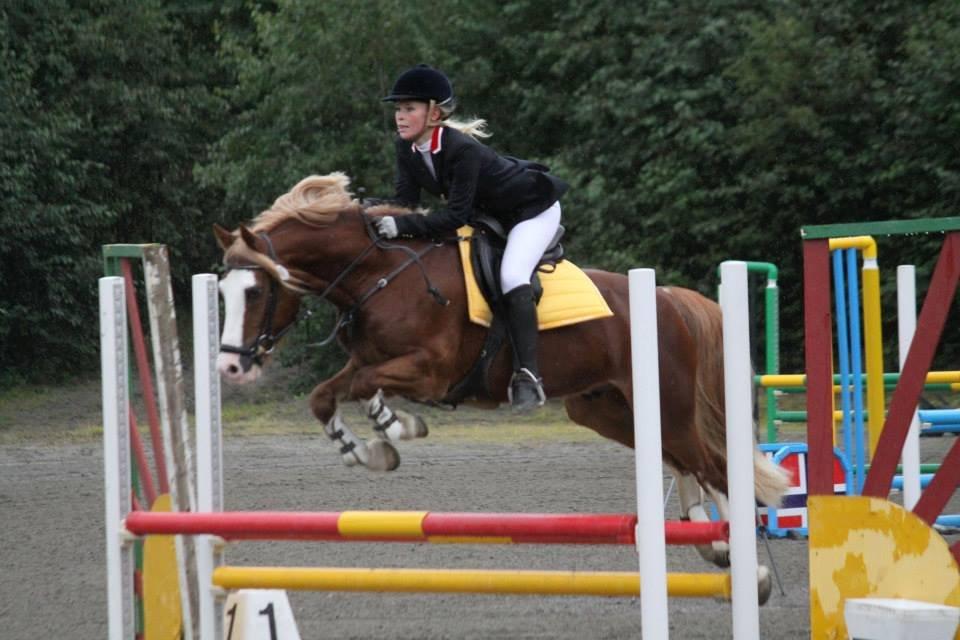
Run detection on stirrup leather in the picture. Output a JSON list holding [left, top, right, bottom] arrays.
[[507, 368, 546, 406]]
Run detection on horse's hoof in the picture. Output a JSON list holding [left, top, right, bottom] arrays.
[[393, 409, 429, 440], [693, 542, 730, 568], [366, 440, 400, 471], [412, 415, 428, 438], [757, 565, 772, 606], [694, 543, 715, 565], [711, 543, 731, 568]]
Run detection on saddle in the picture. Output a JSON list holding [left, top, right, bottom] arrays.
[[468, 214, 566, 307], [441, 215, 565, 407]]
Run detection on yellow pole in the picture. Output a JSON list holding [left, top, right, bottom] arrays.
[[829, 236, 885, 458], [212, 566, 732, 599], [759, 371, 960, 388]]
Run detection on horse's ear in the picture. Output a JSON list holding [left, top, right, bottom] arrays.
[[239, 225, 259, 250], [212, 224, 235, 250]]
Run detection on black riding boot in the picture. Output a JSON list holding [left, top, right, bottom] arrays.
[[502, 284, 546, 412]]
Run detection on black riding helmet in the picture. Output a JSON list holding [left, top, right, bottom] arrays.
[[382, 64, 454, 106]]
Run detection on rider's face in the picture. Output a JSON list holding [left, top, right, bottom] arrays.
[[395, 100, 439, 144]]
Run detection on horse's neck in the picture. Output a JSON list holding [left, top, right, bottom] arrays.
[[287, 227, 452, 309]]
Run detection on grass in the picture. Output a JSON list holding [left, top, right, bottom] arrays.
[[0, 375, 603, 446], [14, 364, 933, 448]]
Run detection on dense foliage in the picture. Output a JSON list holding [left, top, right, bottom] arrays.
[[2, 0, 959, 384]]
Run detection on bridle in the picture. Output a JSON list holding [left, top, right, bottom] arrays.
[[219, 215, 449, 370], [218, 232, 300, 371]]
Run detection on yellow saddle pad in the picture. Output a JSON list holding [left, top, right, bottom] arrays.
[[457, 226, 614, 330]]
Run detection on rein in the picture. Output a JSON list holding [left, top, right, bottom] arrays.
[[219, 215, 449, 367]]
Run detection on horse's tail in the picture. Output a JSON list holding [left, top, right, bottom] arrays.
[[665, 287, 790, 507]]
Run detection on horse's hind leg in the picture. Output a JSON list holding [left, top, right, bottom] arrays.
[[563, 385, 634, 447], [701, 480, 774, 604], [675, 471, 730, 568], [363, 390, 429, 442]]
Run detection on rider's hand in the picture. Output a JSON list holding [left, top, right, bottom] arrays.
[[375, 216, 398, 239]]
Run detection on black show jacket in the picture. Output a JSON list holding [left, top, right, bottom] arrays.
[[392, 127, 568, 239]]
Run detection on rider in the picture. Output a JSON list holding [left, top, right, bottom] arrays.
[[374, 64, 568, 413]]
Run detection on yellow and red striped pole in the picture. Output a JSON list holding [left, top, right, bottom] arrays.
[[124, 510, 728, 546]]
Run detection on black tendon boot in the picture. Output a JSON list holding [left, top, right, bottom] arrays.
[[502, 284, 546, 412]]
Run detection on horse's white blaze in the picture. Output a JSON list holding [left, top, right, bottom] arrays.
[[217, 269, 261, 382]]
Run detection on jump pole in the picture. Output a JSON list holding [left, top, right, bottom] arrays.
[[192, 274, 224, 640], [125, 510, 728, 545], [628, 268, 669, 640], [719, 261, 761, 639], [896, 265, 922, 510], [102, 277, 135, 640]]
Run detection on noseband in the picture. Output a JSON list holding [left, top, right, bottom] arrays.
[[219, 217, 449, 371]]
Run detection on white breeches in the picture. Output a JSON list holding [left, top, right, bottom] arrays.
[[500, 201, 562, 294]]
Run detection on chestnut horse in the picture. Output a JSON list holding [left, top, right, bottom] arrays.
[[214, 173, 789, 569]]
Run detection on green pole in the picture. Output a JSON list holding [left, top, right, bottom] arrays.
[[746, 262, 779, 442]]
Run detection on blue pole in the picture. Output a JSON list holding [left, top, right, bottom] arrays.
[[846, 249, 867, 494], [832, 250, 855, 494]]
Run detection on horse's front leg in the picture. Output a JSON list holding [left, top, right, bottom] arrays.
[[309, 359, 400, 472], [347, 349, 446, 441], [363, 389, 429, 442]]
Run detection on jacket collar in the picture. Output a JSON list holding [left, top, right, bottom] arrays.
[[411, 126, 444, 154]]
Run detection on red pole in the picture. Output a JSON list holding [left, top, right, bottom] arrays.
[[912, 438, 960, 528], [128, 411, 157, 506], [123, 511, 729, 546], [121, 259, 170, 495], [803, 239, 836, 496]]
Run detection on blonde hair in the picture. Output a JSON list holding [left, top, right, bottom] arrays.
[[429, 99, 491, 139]]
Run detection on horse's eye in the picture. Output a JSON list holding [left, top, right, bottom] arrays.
[[245, 287, 263, 301]]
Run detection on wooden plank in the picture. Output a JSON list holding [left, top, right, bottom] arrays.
[[803, 239, 836, 496], [801, 217, 960, 239]]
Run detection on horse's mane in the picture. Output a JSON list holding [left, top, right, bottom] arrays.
[[250, 173, 359, 232], [248, 173, 420, 233]]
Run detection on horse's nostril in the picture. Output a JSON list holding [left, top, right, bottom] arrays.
[[227, 364, 239, 375]]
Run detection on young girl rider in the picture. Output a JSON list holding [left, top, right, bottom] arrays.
[[375, 64, 568, 413]]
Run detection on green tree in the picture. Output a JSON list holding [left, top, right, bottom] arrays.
[[0, 1, 229, 382]]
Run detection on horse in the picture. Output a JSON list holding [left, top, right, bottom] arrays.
[[213, 173, 791, 573]]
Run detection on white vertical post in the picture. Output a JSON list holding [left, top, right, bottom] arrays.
[[719, 261, 760, 640], [629, 268, 669, 640], [193, 274, 224, 640], [101, 277, 134, 640], [897, 265, 921, 510]]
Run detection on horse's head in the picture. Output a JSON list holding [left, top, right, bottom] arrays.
[[214, 223, 305, 383], [214, 173, 364, 383], [213, 173, 423, 383]]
